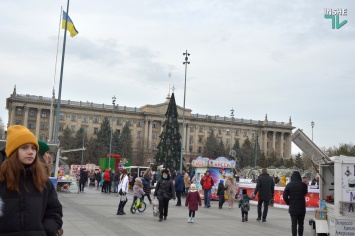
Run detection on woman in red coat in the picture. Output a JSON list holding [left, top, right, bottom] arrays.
[[185, 184, 202, 223]]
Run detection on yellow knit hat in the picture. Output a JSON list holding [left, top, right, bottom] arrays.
[[5, 125, 39, 157]]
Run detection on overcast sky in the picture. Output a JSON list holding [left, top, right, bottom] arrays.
[[0, 0, 354, 155]]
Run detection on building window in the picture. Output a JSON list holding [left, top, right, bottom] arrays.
[[93, 117, 99, 123], [116, 118, 122, 125], [199, 126, 203, 133], [15, 120, 21, 125], [189, 136, 193, 144], [189, 146, 193, 152], [198, 136, 203, 143], [226, 138, 230, 146], [217, 138, 221, 144], [137, 131, 142, 138], [152, 122, 157, 128], [152, 132, 157, 139], [81, 126, 88, 133], [71, 115, 76, 121], [190, 125, 194, 132], [198, 146, 202, 153], [243, 130, 248, 137], [252, 132, 256, 137], [41, 112, 47, 118], [40, 123, 47, 130], [71, 125, 76, 132], [59, 114, 65, 120], [40, 134, 45, 141], [94, 127, 99, 134], [152, 144, 157, 150], [82, 116, 88, 123], [235, 130, 239, 136], [137, 120, 143, 127], [59, 125, 64, 131], [29, 109, 35, 117], [226, 129, 230, 135], [218, 128, 222, 135], [28, 121, 35, 129], [16, 108, 23, 116]]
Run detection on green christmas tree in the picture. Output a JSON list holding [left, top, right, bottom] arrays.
[[154, 93, 182, 170]]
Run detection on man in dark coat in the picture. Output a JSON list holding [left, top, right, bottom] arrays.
[[174, 171, 184, 206], [254, 168, 274, 222], [283, 171, 308, 236], [79, 168, 88, 192]]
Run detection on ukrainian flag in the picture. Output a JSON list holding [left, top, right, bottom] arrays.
[[62, 11, 78, 37]]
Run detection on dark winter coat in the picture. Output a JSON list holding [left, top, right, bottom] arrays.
[[79, 169, 88, 183], [154, 175, 176, 201], [114, 172, 120, 182], [254, 173, 275, 201], [185, 191, 202, 211], [0, 169, 63, 236], [174, 173, 184, 191], [283, 171, 308, 215], [143, 174, 151, 194], [95, 172, 102, 182], [217, 183, 226, 196]]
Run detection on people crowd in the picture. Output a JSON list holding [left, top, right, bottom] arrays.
[[0, 127, 312, 235]]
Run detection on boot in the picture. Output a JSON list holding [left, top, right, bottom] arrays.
[[242, 217, 245, 222], [188, 217, 192, 223], [159, 217, 163, 222], [245, 215, 248, 222], [164, 216, 167, 220], [191, 217, 195, 223]]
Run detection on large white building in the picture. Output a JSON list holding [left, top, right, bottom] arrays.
[[6, 86, 295, 164]]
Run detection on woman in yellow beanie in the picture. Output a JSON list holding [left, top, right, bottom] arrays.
[[0, 125, 63, 235]]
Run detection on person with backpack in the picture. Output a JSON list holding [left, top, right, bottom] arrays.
[[0, 125, 63, 235], [200, 170, 214, 208], [103, 168, 111, 193], [239, 189, 253, 222]]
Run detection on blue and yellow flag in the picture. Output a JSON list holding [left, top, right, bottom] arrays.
[[62, 11, 78, 37]]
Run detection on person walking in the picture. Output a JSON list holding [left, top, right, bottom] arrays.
[[154, 169, 176, 222], [142, 168, 152, 204], [174, 171, 184, 206], [95, 169, 102, 189], [117, 169, 129, 215], [184, 172, 191, 195], [103, 168, 111, 193], [217, 180, 226, 209], [225, 174, 237, 209], [283, 171, 308, 236], [200, 170, 214, 208], [0, 125, 63, 235], [113, 169, 120, 193], [253, 168, 274, 222], [185, 184, 202, 223], [239, 189, 253, 222], [79, 168, 88, 192]]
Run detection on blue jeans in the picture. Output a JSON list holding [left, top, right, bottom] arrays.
[[114, 181, 118, 192], [204, 189, 211, 206]]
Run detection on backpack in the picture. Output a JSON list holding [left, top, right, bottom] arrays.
[[240, 197, 250, 212], [104, 171, 110, 181], [141, 177, 147, 186]]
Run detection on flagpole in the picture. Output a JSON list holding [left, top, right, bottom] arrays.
[[54, 0, 70, 144], [49, 7, 63, 143]]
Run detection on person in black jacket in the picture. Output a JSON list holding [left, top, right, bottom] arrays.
[[154, 169, 176, 222], [79, 168, 88, 192], [217, 180, 226, 209], [283, 171, 308, 236], [0, 125, 63, 235], [254, 168, 274, 222], [95, 169, 102, 189]]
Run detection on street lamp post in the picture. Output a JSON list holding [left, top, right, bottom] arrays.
[[180, 50, 190, 173], [311, 121, 315, 141], [109, 96, 116, 169], [229, 108, 234, 155]]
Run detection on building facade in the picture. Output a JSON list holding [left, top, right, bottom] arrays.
[[6, 87, 295, 164]]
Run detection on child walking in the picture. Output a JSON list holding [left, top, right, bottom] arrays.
[[217, 180, 226, 209], [239, 189, 252, 222], [185, 184, 202, 223]]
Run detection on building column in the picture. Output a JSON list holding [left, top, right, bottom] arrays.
[[23, 107, 29, 128], [9, 105, 16, 126], [272, 132, 276, 153], [148, 120, 153, 150], [280, 132, 284, 158], [186, 123, 190, 151], [263, 131, 268, 154], [35, 108, 42, 137], [143, 119, 149, 149]]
